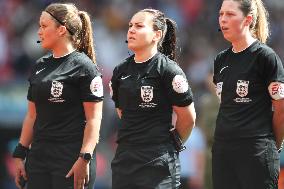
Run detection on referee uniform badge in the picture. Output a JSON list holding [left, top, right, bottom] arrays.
[[51, 81, 64, 98], [236, 80, 249, 97], [141, 86, 153, 102]]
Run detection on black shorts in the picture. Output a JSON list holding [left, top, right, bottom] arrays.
[[26, 141, 96, 189], [111, 143, 180, 189], [212, 137, 279, 189]]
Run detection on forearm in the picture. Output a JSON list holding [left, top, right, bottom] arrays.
[[273, 110, 284, 149], [175, 117, 195, 142], [80, 118, 101, 153], [19, 112, 36, 147], [174, 103, 196, 142]]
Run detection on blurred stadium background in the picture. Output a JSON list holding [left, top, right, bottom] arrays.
[[0, 0, 284, 188]]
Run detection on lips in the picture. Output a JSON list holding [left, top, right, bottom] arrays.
[[128, 37, 135, 41], [221, 26, 229, 31]]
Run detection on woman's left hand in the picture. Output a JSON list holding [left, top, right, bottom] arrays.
[[66, 158, 89, 189]]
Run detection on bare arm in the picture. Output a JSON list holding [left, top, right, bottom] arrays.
[[19, 101, 36, 147], [272, 99, 284, 149], [66, 101, 103, 189], [14, 101, 36, 188], [173, 103, 196, 142], [80, 101, 103, 153]]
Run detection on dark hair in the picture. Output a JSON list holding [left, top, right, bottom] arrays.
[[139, 9, 177, 61], [225, 0, 269, 43], [45, 3, 96, 63]]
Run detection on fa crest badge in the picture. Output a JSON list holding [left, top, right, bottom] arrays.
[[51, 81, 63, 98], [236, 80, 249, 97], [141, 86, 153, 102]]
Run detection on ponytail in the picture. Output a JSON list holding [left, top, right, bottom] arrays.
[[78, 11, 96, 63], [140, 9, 178, 62], [252, 0, 269, 43], [232, 0, 269, 43], [160, 18, 177, 62], [44, 3, 96, 63]]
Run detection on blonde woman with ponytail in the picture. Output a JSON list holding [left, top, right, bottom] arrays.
[[212, 0, 284, 188], [12, 3, 103, 189]]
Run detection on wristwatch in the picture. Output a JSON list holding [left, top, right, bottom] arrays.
[[79, 153, 92, 162]]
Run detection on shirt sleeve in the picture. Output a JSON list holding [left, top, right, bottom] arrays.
[[161, 62, 193, 107], [213, 55, 219, 85], [27, 64, 36, 102], [109, 66, 120, 108], [263, 52, 284, 85], [79, 63, 104, 102], [27, 84, 33, 101]]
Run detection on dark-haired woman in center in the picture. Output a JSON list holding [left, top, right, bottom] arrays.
[[109, 8, 196, 189]]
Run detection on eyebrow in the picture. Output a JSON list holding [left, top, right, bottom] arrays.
[[129, 22, 144, 25], [45, 11, 74, 35]]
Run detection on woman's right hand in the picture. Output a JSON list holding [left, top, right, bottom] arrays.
[[14, 158, 27, 189]]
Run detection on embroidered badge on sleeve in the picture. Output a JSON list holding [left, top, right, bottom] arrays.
[[90, 76, 103, 97], [268, 82, 284, 100], [172, 75, 189, 94]]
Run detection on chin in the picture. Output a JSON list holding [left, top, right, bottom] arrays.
[[127, 44, 137, 52], [41, 42, 52, 50], [223, 35, 233, 43], [41, 44, 49, 49]]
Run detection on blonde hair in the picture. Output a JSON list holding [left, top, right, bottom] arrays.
[[45, 3, 96, 63], [226, 0, 269, 43]]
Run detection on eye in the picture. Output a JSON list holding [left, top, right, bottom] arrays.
[[227, 12, 236, 16]]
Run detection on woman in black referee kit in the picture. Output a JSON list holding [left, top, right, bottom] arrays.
[[212, 0, 284, 189], [109, 8, 196, 189], [12, 3, 103, 189]]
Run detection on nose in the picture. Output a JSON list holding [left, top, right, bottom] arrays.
[[38, 28, 42, 36], [128, 26, 135, 34], [219, 15, 227, 24]]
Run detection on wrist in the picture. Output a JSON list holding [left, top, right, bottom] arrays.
[[78, 152, 92, 163], [12, 143, 29, 160]]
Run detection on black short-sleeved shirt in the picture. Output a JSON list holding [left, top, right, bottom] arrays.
[[28, 51, 104, 142], [213, 41, 284, 141], [110, 52, 193, 145]]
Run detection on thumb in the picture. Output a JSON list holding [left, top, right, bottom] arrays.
[[66, 168, 74, 178], [21, 169, 28, 180], [85, 173, 89, 185]]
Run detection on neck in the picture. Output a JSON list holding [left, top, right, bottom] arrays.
[[134, 47, 158, 63], [52, 42, 76, 58], [231, 34, 256, 53]]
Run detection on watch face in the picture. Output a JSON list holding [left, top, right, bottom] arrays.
[[83, 153, 92, 161]]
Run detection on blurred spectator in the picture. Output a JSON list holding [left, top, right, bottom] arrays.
[[180, 126, 206, 189]]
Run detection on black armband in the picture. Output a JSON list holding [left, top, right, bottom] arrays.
[[12, 143, 29, 160], [170, 128, 186, 152]]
